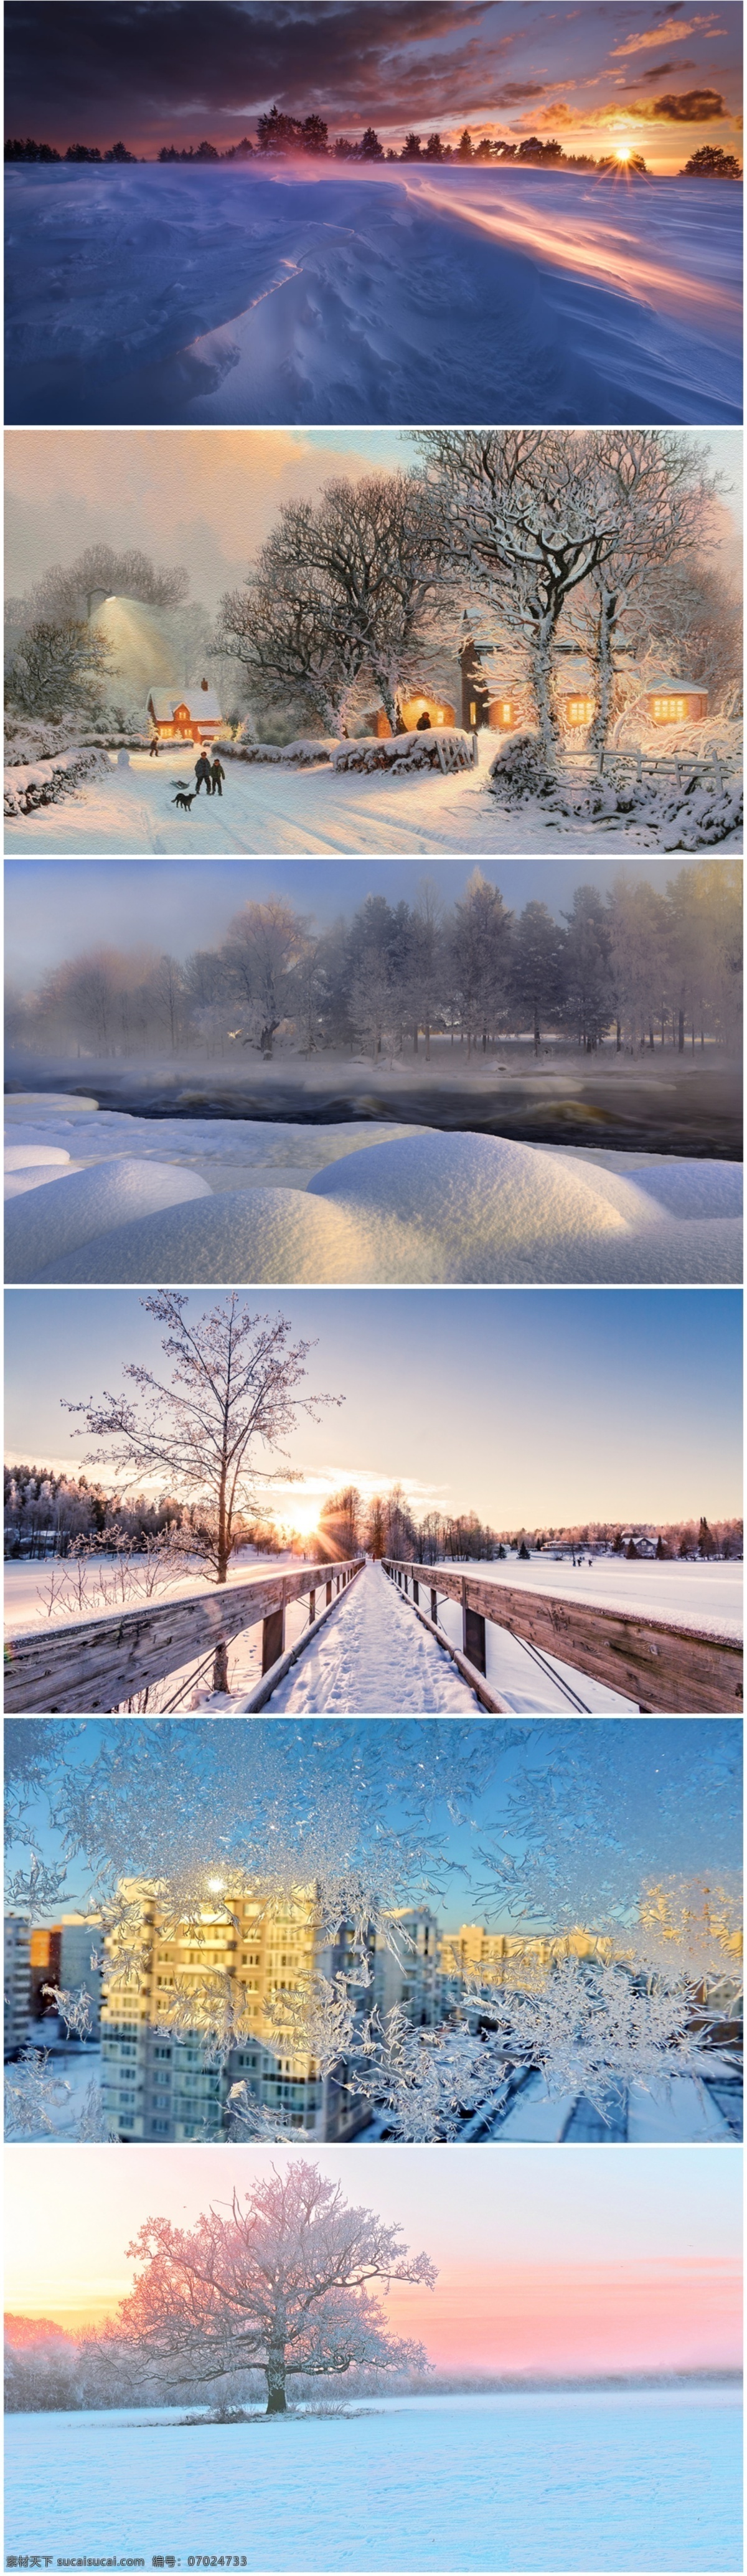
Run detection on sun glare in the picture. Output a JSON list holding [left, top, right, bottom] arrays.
[[291, 1496, 323, 1537], [617, 146, 631, 164]]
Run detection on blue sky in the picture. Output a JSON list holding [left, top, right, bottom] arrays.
[[4, 854, 715, 984], [4, 1286, 742, 1527], [8, 1715, 741, 1929]]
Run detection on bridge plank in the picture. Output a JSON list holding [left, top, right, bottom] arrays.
[[384, 1562, 741, 1714], [4, 1560, 364, 1712]]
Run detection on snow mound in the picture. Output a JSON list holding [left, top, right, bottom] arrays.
[[223, 740, 334, 767], [488, 737, 743, 850], [5, 1159, 84, 1199], [4, 1157, 212, 1281], [4, 747, 111, 816], [332, 729, 475, 776], [307, 1131, 657, 1282], [34, 1186, 366, 1285], [4, 1144, 72, 1168], [615, 1161, 743, 1220], [5, 1093, 100, 1116]]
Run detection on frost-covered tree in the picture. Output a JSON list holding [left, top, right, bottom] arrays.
[[115, 2164, 435, 2412], [62, 1293, 342, 1585], [417, 430, 619, 766], [215, 473, 445, 737], [448, 870, 514, 1055], [583, 431, 717, 753], [5, 617, 113, 720], [221, 898, 312, 1055], [507, 901, 566, 1055], [9, 546, 189, 631]]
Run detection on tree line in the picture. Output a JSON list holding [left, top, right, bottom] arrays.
[[6, 128, 740, 174], [9, 1468, 737, 1570], [7, 864, 742, 1066]]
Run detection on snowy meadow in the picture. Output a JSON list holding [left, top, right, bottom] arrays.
[[4, 163, 743, 427], [4, 2386, 742, 2570]]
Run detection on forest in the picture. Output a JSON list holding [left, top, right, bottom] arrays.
[[7, 864, 743, 1065]]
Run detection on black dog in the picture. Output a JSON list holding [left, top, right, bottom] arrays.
[[172, 789, 196, 811]]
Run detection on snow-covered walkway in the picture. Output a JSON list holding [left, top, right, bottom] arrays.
[[235, 1559, 477, 1714], [6, 740, 741, 855]]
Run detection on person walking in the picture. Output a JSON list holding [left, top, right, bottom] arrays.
[[149, 734, 159, 757], [210, 753, 225, 797], [194, 749, 212, 795]]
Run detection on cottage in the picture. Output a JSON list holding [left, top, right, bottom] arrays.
[[146, 679, 222, 745], [555, 655, 596, 729], [364, 691, 456, 738], [644, 677, 709, 725], [458, 623, 519, 731]]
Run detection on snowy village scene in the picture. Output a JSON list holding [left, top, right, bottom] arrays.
[[4, 1, 743, 427], [4, 2144, 741, 2569], [4, 425, 743, 854], [4, 854, 742, 1285], [4, 1712, 742, 2146], [4, 1283, 743, 1727]]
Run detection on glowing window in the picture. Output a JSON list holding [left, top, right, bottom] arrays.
[[568, 698, 594, 725], [654, 696, 687, 722], [469, 701, 477, 724]]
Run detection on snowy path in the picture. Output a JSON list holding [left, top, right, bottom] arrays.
[[256, 1560, 477, 1714], [6, 165, 742, 425], [6, 741, 743, 856]]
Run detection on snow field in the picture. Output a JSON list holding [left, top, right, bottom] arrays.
[[4, 738, 742, 852], [5, 164, 742, 425], [5, 1099, 741, 1284], [4, 2389, 741, 2569]]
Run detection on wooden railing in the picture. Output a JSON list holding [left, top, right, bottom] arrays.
[[4, 1559, 365, 1715], [382, 1560, 742, 1715]]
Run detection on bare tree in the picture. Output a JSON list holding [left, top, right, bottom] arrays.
[[222, 898, 311, 1055], [114, 2164, 435, 2413], [62, 1293, 342, 1585], [216, 472, 445, 737]]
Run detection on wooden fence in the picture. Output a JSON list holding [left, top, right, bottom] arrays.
[[4, 1559, 365, 1714], [382, 1560, 742, 1715]]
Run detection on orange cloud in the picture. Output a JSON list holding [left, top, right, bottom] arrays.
[[386, 2261, 742, 2377], [611, 17, 726, 57]]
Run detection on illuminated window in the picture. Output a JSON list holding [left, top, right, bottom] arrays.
[[469, 701, 477, 724], [502, 702, 512, 722], [568, 698, 594, 725], [653, 697, 687, 723]]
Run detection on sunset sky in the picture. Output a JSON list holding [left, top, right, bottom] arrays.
[[4, 2143, 741, 2372], [4, 425, 741, 620], [4, 2, 743, 174], [4, 1286, 743, 1531]]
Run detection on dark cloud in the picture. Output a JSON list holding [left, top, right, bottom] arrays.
[[635, 85, 729, 120], [4, 2, 498, 142], [632, 58, 698, 78], [490, 80, 550, 105]]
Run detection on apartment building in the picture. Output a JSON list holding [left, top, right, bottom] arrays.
[[4, 1915, 31, 2057]]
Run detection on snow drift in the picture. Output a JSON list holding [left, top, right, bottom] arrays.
[[5, 1109, 741, 1285]]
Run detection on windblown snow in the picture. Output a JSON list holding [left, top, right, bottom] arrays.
[[5, 1095, 741, 1285], [5, 164, 742, 425]]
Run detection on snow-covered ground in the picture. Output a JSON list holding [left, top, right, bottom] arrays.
[[4, 2389, 741, 2569], [4, 735, 743, 853], [244, 1559, 477, 1714], [433, 1555, 743, 1643], [5, 1095, 741, 1285], [5, 164, 742, 425]]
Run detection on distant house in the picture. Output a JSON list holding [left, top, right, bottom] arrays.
[[146, 680, 222, 744], [555, 654, 596, 729], [644, 676, 709, 725], [458, 621, 522, 732], [364, 690, 457, 737]]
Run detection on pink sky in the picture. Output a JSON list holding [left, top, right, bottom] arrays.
[[5, 2146, 741, 2376]]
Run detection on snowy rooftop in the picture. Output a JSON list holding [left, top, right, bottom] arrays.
[[148, 686, 222, 720]]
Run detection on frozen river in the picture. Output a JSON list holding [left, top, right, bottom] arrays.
[[4, 2387, 741, 2569]]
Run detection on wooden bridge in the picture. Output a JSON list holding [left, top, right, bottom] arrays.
[[4, 1558, 365, 1715], [382, 1560, 743, 1715]]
